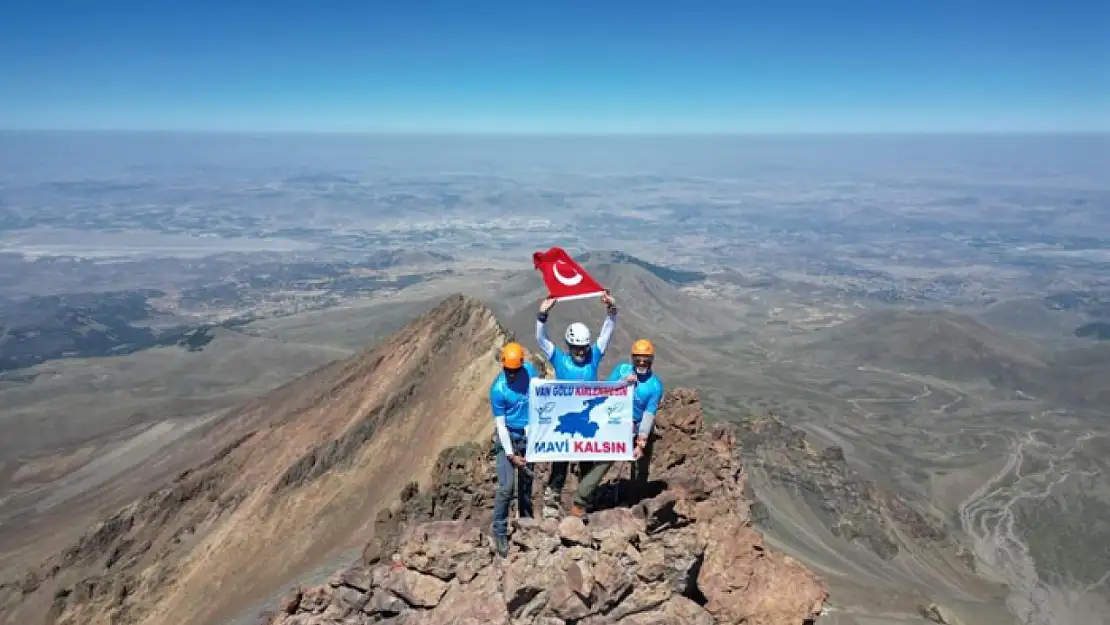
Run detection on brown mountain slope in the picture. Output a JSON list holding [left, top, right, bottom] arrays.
[[259, 389, 828, 625], [736, 413, 1015, 624], [793, 309, 1110, 407], [0, 294, 514, 625], [795, 309, 1048, 383]]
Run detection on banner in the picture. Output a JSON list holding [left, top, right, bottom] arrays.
[[525, 379, 635, 462], [533, 247, 607, 302]]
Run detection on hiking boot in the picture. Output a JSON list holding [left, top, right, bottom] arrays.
[[568, 503, 586, 519], [493, 535, 509, 558]]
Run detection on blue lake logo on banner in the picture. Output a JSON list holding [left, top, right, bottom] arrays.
[[535, 401, 556, 425]]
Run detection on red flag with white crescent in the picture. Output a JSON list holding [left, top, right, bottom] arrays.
[[532, 247, 606, 301]]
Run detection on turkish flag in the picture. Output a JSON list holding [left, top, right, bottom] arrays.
[[533, 247, 607, 301]]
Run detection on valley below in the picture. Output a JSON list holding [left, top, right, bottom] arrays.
[[1, 132, 1108, 625]]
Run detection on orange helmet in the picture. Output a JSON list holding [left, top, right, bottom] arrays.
[[631, 339, 655, 357], [501, 342, 525, 369]]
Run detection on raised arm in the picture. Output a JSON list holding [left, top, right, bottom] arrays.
[[596, 294, 618, 356], [534, 298, 557, 360], [535, 318, 556, 360]]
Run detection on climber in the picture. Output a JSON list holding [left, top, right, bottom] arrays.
[[535, 291, 618, 517], [488, 341, 538, 557], [609, 338, 665, 501]]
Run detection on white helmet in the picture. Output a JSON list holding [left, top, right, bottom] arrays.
[[564, 322, 591, 346]]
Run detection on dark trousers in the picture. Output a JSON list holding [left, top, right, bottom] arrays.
[[572, 460, 613, 508], [492, 430, 533, 539], [548, 460, 614, 509], [548, 461, 569, 491]]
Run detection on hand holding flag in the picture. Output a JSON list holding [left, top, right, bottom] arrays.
[[533, 247, 607, 302]]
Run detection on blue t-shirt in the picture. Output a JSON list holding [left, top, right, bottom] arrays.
[[550, 345, 605, 381], [489, 361, 538, 431], [608, 361, 664, 424]]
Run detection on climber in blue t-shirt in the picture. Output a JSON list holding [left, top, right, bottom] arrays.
[[488, 341, 538, 557], [534, 291, 618, 516], [535, 292, 617, 381], [609, 338, 664, 497]]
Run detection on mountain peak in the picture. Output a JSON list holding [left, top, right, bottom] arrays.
[[574, 250, 707, 286], [260, 389, 829, 625]]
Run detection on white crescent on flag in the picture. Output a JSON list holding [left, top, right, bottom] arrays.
[[553, 261, 583, 286]]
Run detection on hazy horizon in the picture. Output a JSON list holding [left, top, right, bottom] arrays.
[[2, 1, 1105, 134]]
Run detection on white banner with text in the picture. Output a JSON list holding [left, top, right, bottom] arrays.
[[525, 379, 635, 462]]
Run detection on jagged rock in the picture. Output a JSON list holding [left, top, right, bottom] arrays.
[[279, 588, 302, 614], [397, 521, 489, 582], [363, 587, 408, 615], [605, 582, 671, 620], [333, 566, 373, 592], [267, 389, 829, 625], [590, 551, 638, 612], [563, 558, 594, 598], [587, 507, 646, 551], [662, 595, 716, 625], [412, 572, 513, 624], [919, 601, 963, 624], [321, 586, 367, 619], [545, 571, 591, 620], [510, 518, 561, 553], [636, 544, 666, 582], [503, 551, 561, 615], [377, 566, 450, 608], [299, 585, 333, 613], [557, 516, 592, 546], [698, 515, 827, 624]]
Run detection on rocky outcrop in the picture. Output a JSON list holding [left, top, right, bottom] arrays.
[[736, 413, 975, 569], [264, 389, 828, 625]]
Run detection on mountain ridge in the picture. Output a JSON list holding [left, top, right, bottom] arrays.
[[0, 293, 514, 625], [573, 250, 707, 285], [0, 291, 835, 625], [2, 274, 1055, 625], [794, 308, 1110, 408]]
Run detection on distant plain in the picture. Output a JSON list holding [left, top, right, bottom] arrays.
[[1, 132, 1108, 625]]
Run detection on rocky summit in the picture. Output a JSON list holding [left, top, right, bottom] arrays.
[[262, 389, 828, 625]]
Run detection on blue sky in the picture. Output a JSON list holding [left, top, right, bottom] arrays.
[[1, 0, 1106, 133]]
